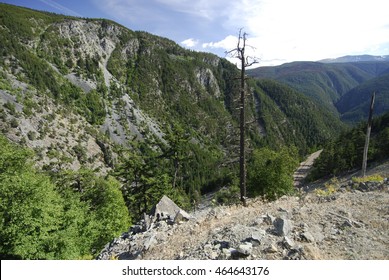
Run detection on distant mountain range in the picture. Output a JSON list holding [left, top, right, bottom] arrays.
[[319, 54, 389, 63], [248, 58, 389, 124]]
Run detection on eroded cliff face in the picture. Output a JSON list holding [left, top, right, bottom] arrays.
[[1, 13, 235, 173]]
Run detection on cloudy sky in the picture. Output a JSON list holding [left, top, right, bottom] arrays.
[[3, 0, 389, 65]]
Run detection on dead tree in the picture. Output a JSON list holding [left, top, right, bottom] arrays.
[[226, 29, 258, 206], [361, 92, 376, 177]]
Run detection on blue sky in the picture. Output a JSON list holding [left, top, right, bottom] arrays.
[[2, 0, 389, 66]]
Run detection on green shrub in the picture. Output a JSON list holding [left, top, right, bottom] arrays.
[[247, 146, 299, 200]]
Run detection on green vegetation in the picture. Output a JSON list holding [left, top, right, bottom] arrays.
[[315, 178, 338, 197], [115, 126, 229, 220], [0, 135, 130, 259], [309, 112, 389, 179], [247, 146, 299, 200], [248, 61, 389, 124], [248, 61, 383, 112], [251, 79, 345, 155], [352, 174, 384, 183], [336, 74, 389, 124]]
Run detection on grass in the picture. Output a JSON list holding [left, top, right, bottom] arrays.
[[352, 174, 384, 183], [315, 178, 339, 197]]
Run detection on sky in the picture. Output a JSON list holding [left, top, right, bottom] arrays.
[[2, 0, 389, 66]]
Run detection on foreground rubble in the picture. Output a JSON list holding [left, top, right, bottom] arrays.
[[97, 178, 389, 260]]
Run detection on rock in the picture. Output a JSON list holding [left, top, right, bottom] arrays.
[[301, 231, 315, 243], [208, 250, 219, 259], [273, 217, 293, 236], [309, 225, 325, 242], [174, 209, 192, 223], [150, 195, 191, 222], [285, 246, 304, 260], [283, 236, 295, 249], [264, 214, 276, 225], [143, 212, 152, 231], [237, 242, 253, 256], [265, 244, 278, 253], [250, 230, 266, 246], [221, 248, 233, 259], [358, 182, 368, 191], [130, 224, 143, 234], [144, 234, 157, 250]]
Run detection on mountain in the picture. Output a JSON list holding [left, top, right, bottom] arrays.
[[336, 73, 389, 123], [251, 79, 345, 154], [319, 54, 389, 63], [0, 3, 345, 166], [247, 60, 389, 121]]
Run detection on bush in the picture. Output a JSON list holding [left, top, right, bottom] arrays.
[[247, 147, 299, 200], [0, 135, 65, 259], [0, 136, 131, 259], [215, 183, 240, 205]]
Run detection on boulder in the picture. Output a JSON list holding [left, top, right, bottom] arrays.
[[264, 214, 276, 225], [150, 195, 191, 222], [273, 217, 293, 236]]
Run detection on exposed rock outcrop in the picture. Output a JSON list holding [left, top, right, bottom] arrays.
[[98, 177, 389, 260], [96, 195, 192, 260]]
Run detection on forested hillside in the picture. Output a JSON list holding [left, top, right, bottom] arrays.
[[248, 61, 389, 122], [309, 111, 389, 179], [336, 73, 389, 123], [251, 79, 345, 154]]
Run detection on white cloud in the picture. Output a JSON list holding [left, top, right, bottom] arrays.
[[202, 0, 389, 65], [181, 38, 199, 48], [202, 35, 238, 50], [94, 0, 389, 66]]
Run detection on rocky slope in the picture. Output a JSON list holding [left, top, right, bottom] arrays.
[[1, 3, 345, 174], [98, 162, 389, 260]]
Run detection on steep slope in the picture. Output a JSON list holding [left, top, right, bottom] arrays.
[[247, 61, 389, 116], [336, 73, 389, 123], [0, 4, 235, 171], [309, 111, 389, 179], [0, 3, 354, 246], [251, 79, 345, 154], [0, 3, 346, 166]]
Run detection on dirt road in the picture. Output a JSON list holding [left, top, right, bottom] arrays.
[[293, 150, 322, 187]]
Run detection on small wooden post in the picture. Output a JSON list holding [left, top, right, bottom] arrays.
[[361, 92, 375, 177]]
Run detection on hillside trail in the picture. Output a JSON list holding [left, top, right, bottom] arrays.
[[194, 150, 323, 214], [293, 150, 323, 187]]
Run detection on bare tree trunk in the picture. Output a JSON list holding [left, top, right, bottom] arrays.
[[227, 29, 258, 207], [239, 43, 247, 206], [361, 92, 375, 177]]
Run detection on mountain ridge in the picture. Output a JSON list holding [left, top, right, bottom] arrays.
[[319, 54, 389, 63], [247, 60, 389, 123]]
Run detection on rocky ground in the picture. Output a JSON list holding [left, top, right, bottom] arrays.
[[97, 161, 389, 260]]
